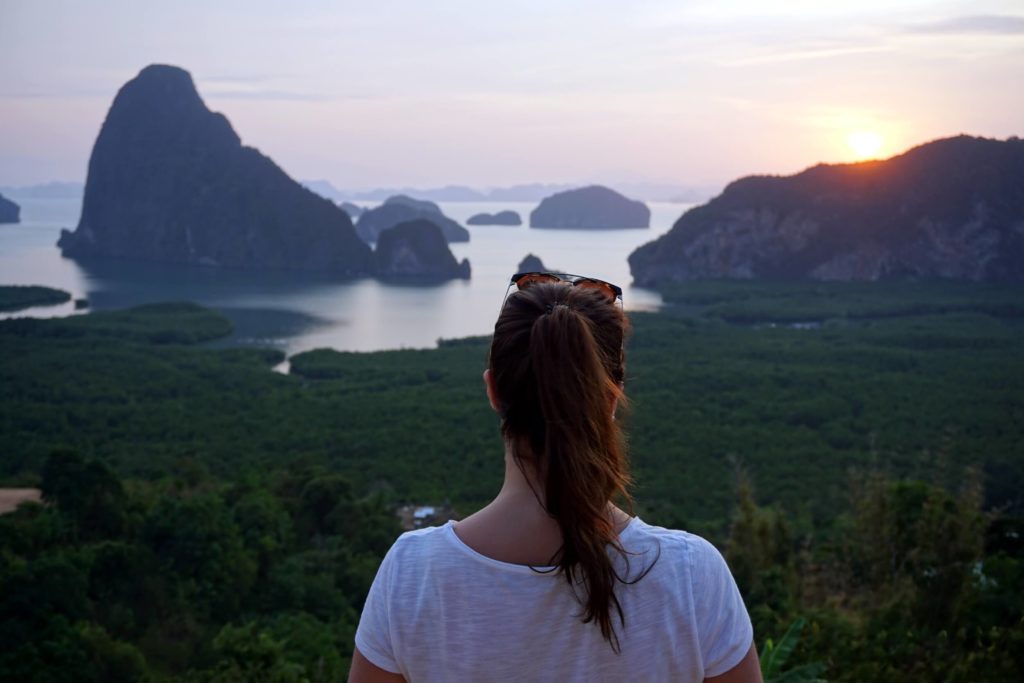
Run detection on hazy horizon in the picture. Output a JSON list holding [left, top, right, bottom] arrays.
[[2, 0, 1022, 190]]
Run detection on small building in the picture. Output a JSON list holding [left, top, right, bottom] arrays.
[[397, 503, 457, 530], [413, 506, 436, 525]]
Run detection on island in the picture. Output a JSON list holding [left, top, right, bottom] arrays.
[[374, 219, 471, 280], [516, 254, 548, 273], [530, 186, 650, 229], [467, 210, 522, 226], [0, 285, 72, 312], [356, 195, 469, 244], [385, 195, 443, 213], [629, 135, 1024, 285], [56, 64, 373, 274], [0, 193, 20, 223]]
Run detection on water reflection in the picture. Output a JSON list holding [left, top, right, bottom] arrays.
[[1, 197, 681, 354]]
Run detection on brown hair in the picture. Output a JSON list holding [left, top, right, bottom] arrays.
[[488, 281, 635, 651]]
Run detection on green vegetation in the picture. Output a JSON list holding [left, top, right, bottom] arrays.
[[657, 279, 1024, 323], [0, 285, 72, 312], [0, 451, 396, 682], [731, 471, 1023, 681], [760, 619, 825, 683], [0, 301, 234, 344], [625, 308, 1024, 533], [0, 280, 1022, 680]]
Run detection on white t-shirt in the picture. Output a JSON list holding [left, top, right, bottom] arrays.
[[355, 517, 753, 682]]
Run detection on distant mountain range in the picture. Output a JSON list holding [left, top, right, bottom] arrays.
[[629, 135, 1024, 284], [301, 180, 713, 204], [0, 181, 84, 200], [1, 178, 708, 206]]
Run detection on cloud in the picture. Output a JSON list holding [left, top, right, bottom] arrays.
[[904, 14, 1024, 35]]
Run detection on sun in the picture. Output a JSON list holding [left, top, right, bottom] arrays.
[[847, 131, 883, 160]]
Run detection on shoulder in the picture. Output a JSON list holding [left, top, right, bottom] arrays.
[[625, 518, 727, 572], [379, 523, 453, 571], [622, 518, 741, 600], [628, 519, 753, 677], [392, 522, 451, 548]]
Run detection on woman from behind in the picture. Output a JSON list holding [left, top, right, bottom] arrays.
[[350, 273, 761, 682]]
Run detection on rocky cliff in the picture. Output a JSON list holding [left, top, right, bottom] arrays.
[[356, 196, 469, 243], [530, 186, 650, 229], [630, 136, 1024, 284], [374, 219, 470, 280], [0, 193, 20, 223], [57, 65, 372, 273]]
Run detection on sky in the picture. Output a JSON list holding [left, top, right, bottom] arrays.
[[1, 0, 1022, 191]]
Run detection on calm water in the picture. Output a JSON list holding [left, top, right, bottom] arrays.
[[0, 198, 684, 354]]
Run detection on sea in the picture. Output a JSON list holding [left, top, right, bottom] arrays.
[[0, 198, 685, 356]]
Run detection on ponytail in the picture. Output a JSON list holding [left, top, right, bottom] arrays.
[[489, 283, 635, 651]]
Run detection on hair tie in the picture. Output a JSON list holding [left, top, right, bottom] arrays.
[[545, 303, 571, 314]]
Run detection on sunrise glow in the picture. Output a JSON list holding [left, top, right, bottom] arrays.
[[847, 131, 884, 160]]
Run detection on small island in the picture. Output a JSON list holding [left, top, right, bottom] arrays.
[[385, 195, 440, 213], [530, 185, 650, 229], [0, 193, 20, 224], [357, 196, 469, 244], [467, 210, 521, 226], [374, 219, 471, 281], [517, 254, 549, 273], [0, 285, 72, 312]]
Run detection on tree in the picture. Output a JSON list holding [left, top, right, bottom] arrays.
[[141, 494, 255, 620], [199, 622, 306, 683], [725, 471, 797, 634], [760, 618, 826, 683], [41, 450, 126, 541]]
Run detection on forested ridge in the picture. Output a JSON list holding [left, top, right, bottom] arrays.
[[1, 284, 1022, 680]]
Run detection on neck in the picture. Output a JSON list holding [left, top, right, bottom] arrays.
[[496, 441, 546, 507], [452, 440, 632, 566]]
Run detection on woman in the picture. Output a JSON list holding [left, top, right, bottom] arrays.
[[350, 273, 760, 682]]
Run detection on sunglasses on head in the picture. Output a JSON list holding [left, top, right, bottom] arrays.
[[506, 271, 623, 305]]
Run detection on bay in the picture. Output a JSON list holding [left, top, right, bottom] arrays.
[[0, 197, 683, 354]]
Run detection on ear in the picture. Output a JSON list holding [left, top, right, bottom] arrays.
[[483, 369, 501, 413]]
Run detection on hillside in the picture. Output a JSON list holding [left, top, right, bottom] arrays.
[[630, 135, 1024, 284]]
